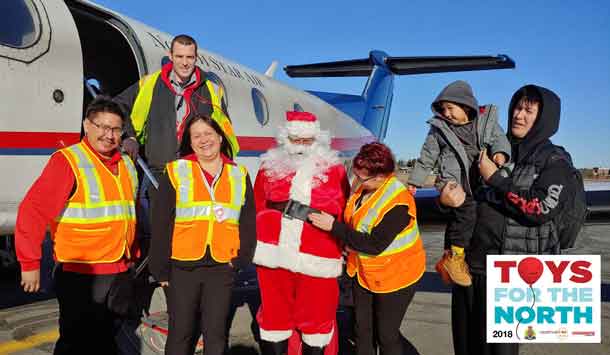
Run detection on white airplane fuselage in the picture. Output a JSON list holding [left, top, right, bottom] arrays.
[[0, 0, 373, 234]]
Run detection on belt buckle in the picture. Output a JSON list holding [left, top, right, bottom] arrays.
[[282, 199, 295, 220]]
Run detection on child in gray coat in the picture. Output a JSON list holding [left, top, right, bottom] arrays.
[[408, 80, 510, 286]]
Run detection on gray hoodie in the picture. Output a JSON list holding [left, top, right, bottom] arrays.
[[408, 80, 511, 193]]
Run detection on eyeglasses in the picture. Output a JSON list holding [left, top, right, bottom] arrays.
[[89, 120, 123, 135], [353, 172, 376, 183]]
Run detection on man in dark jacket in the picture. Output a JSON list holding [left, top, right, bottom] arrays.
[[442, 84, 575, 355], [115, 34, 217, 174]]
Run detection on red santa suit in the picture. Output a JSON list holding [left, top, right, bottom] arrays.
[[253, 112, 349, 350]]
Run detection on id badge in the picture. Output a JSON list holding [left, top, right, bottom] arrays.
[[213, 205, 227, 222]]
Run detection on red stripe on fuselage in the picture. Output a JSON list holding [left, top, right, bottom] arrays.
[[0, 132, 81, 149], [237, 136, 276, 151], [0, 131, 377, 152]]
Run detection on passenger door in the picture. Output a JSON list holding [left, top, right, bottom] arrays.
[[0, 0, 83, 233]]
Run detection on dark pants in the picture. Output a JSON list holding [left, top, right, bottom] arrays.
[[445, 194, 477, 248], [352, 280, 420, 355], [451, 273, 519, 355], [166, 264, 235, 355], [54, 269, 122, 355]]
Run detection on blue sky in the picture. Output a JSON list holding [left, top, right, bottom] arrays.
[[96, 0, 610, 168]]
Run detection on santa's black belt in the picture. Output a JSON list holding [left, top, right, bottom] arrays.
[[268, 200, 322, 222]]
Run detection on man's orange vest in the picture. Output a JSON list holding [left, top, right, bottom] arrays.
[[345, 175, 426, 293], [50, 142, 138, 263], [166, 159, 247, 262]]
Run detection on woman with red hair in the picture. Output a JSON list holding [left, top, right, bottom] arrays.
[[309, 142, 425, 355]]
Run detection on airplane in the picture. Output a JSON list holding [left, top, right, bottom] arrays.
[[1, 1, 608, 354], [0, 0, 517, 236]]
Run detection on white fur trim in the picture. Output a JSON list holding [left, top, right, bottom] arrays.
[[253, 241, 342, 278], [286, 120, 320, 138], [302, 327, 335, 347], [259, 128, 340, 190], [259, 328, 293, 342]]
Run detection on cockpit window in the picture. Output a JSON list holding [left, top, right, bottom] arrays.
[[293, 103, 304, 112], [0, 0, 41, 48]]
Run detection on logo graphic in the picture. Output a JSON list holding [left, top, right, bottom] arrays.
[[487, 255, 601, 343], [524, 326, 536, 340]]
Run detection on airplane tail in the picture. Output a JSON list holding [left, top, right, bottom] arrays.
[[285, 51, 515, 140]]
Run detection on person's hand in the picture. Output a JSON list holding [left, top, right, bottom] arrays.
[[492, 152, 507, 167], [308, 211, 335, 232], [122, 137, 139, 160], [479, 149, 498, 182], [21, 269, 40, 293], [159, 281, 169, 287], [407, 184, 417, 196], [439, 181, 465, 208]]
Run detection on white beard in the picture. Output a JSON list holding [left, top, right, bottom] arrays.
[[284, 141, 313, 156], [260, 129, 341, 190]]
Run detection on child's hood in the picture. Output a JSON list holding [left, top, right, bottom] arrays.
[[431, 80, 479, 119]]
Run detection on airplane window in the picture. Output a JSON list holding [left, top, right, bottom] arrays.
[[293, 103, 304, 112], [251, 88, 269, 126], [0, 0, 41, 48]]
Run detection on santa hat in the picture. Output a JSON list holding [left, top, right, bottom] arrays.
[[285, 111, 320, 138]]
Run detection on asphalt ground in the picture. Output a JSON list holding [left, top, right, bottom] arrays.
[[1, 221, 608, 354]]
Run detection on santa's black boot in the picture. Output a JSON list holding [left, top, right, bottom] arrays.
[[302, 343, 325, 355], [259, 340, 288, 355]]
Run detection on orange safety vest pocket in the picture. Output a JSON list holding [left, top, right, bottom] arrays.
[[54, 223, 125, 262], [210, 223, 240, 261], [358, 257, 392, 281], [358, 251, 425, 293], [171, 222, 208, 260]]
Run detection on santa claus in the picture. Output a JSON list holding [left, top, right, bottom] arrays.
[[253, 111, 349, 355]]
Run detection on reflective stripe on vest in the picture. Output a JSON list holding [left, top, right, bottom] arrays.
[[205, 80, 240, 157], [131, 70, 162, 144], [52, 142, 138, 263], [167, 159, 247, 261], [57, 145, 137, 224], [172, 160, 245, 223], [355, 178, 420, 258], [130, 71, 240, 158]]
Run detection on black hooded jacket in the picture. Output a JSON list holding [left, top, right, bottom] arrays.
[[467, 85, 574, 274]]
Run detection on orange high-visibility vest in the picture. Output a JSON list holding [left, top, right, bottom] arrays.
[[166, 159, 247, 262], [345, 175, 425, 293], [50, 142, 138, 263]]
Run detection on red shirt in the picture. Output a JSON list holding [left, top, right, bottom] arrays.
[[15, 139, 133, 274]]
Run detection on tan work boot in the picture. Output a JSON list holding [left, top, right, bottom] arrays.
[[435, 251, 452, 285], [443, 252, 472, 286]]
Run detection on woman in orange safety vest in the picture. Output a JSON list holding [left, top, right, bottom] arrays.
[[149, 115, 256, 355], [309, 142, 425, 355]]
